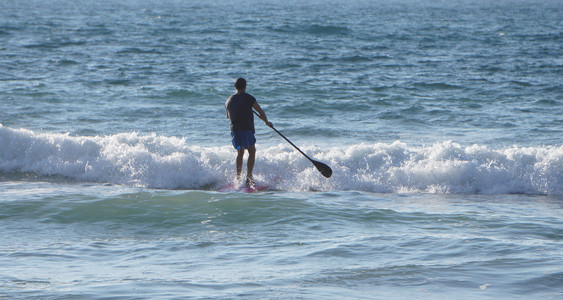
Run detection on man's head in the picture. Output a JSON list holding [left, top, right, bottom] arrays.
[[234, 78, 246, 92]]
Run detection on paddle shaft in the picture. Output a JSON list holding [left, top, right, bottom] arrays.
[[252, 110, 332, 178], [253, 111, 314, 162]]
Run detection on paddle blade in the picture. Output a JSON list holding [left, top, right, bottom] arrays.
[[313, 160, 332, 178]]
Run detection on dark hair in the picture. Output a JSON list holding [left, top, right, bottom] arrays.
[[234, 78, 246, 91]]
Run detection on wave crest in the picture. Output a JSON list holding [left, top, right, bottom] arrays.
[[0, 126, 561, 195]]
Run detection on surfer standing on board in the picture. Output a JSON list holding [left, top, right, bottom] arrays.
[[225, 78, 272, 186]]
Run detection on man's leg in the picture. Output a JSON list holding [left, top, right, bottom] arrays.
[[236, 148, 245, 180], [246, 144, 256, 181]]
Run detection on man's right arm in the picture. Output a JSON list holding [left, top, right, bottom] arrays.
[[253, 102, 273, 128]]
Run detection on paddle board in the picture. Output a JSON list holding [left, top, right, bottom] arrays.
[[218, 183, 269, 193]]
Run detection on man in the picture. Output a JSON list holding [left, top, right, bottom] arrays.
[[225, 78, 272, 186]]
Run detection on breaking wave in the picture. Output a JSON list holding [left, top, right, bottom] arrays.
[[1, 125, 561, 195]]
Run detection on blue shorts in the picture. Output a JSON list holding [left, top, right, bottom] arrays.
[[231, 130, 256, 150]]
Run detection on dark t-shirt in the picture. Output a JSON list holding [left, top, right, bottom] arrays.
[[225, 92, 257, 133]]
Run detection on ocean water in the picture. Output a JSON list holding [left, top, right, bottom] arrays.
[[1, 0, 562, 299]]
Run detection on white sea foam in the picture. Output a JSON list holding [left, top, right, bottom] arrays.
[[1, 126, 561, 195]]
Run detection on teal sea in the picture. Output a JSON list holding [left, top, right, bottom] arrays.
[[1, 0, 562, 298]]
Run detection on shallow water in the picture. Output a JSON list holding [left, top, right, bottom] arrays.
[[1, 183, 562, 299]]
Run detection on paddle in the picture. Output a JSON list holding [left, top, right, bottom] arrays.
[[253, 111, 332, 178]]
